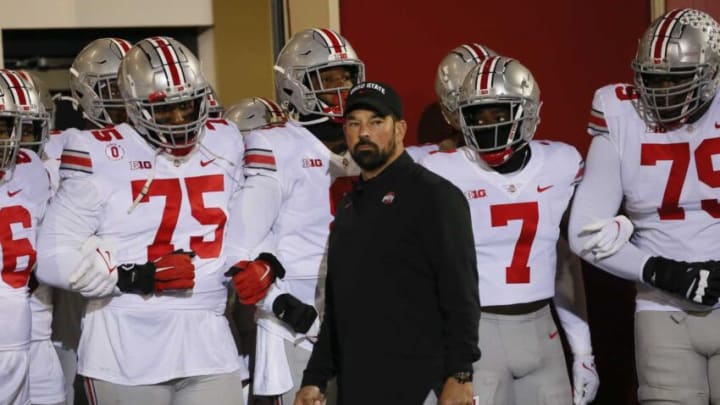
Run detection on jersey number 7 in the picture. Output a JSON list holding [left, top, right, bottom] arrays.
[[490, 201, 539, 284]]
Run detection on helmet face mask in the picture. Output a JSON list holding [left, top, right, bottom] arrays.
[[275, 28, 365, 119], [15, 71, 51, 154], [435, 43, 497, 130], [632, 8, 720, 127], [458, 57, 541, 167], [0, 117, 20, 179], [70, 38, 132, 128], [118, 37, 210, 158]]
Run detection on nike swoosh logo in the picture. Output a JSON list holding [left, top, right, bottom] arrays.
[[537, 185, 553, 193], [7, 189, 22, 197], [200, 159, 215, 167], [549, 330, 559, 339]]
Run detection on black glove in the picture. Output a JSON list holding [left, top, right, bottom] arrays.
[[117, 250, 196, 295], [272, 293, 318, 334], [642, 256, 720, 306]]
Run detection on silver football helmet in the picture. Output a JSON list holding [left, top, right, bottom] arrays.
[[458, 57, 541, 166], [224, 97, 288, 135], [632, 9, 720, 127], [118, 36, 210, 157], [274, 28, 364, 119], [70, 38, 132, 128], [435, 43, 497, 129], [16, 71, 52, 154], [0, 69, 46, 181]]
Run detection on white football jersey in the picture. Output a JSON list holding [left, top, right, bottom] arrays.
[[43, 128, 80, 192], [589, 84, 720, 311], [242, 123, 335, 283], [41, 121, 244, 384], [0, 149, 50, 350], [421, 141, 583, 306], [406, 143, 439, 162]]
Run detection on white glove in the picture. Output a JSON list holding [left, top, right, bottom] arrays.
[[572, 354, 599, 405], [68, 236, 120, 298], [580, 215, 633, 260]]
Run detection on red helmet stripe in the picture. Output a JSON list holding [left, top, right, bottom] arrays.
[[0, 70, 29, 106], [257, 97, 283, 118], [466, 43, 490, 62], [317, 28, 345, 54], [111, 38, 131, 54], [149, 37, 183, 86], [652, 9, 687, 60], [477, 56, 500, 92]]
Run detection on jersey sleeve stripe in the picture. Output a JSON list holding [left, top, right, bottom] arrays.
[[244, 148, 277, 171], [587, 108, 608, 134], [60, 149, 93, 173]]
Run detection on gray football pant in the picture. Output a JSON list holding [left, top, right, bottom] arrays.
[[635, 310, 720, 404], [472, 306, 572, 405], [84, 371, 245, 405]]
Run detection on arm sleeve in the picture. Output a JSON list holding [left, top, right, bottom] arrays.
[[36, 174, 103, 289], [554, 237, 592, 355], [224, 133, 283, 268], [567, 135, 651, 281], [301, 267, 337, 390], [224, 174, 282, 267], [424, 180, 481, 375]]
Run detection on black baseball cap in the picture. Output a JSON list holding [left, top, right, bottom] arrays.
[[344, 81, 403, 119]]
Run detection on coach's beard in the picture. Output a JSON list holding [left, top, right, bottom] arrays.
[[350, 137, 396, 172]]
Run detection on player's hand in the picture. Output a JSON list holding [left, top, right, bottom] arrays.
[[439, 377, 474, 405], [294, 385, 324, 405], [272, 293, 318, 334], [572, 354, 599, 405], [116, 249, 195, 295], [225, 252, 286, 305], [68, 236, 120, 298], [580, 215, 633, 260], [643, 257, 720, 306]]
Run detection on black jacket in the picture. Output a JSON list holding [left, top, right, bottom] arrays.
[[303, 152, 480, 403]]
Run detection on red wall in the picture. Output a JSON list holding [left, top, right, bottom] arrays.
[[340, 0, 649, 156]]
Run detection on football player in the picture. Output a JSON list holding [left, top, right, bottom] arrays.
[[36, 37, 246, 405], [224, 28, 362, 403], [0, 69, 52, 405], [420, 57, 597, 405], [568, 8, 720, 403]]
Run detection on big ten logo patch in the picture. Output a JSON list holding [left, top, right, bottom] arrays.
[[302, 158, 323, 168], [105, 144, 125, 161], [129, 160, 152, 170], [466, 189, 486, 199]]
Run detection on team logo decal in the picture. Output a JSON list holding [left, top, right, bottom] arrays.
[[105, 143, 125, 161], [382, 191, 396, 205]]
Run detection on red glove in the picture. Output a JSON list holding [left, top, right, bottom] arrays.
[[225, 252, 286, 304], [153, 251, 196, 292]]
